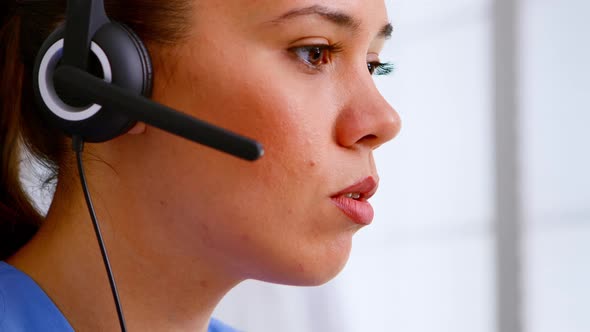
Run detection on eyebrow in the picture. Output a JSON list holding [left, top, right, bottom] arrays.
[[379, 23, 394, 40], [270, 5, 393, 39]]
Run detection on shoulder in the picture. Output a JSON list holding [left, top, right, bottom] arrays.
[[209, 317, 241, 332], [0, 262, 73, 332]]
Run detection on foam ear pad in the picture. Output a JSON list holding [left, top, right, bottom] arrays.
[[33, 22, 154, 142]]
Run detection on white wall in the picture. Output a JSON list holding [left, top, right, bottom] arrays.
[[521, 0, 590, 331]]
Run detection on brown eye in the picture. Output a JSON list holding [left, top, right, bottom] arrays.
[[308, 47, 325, 64], [291, 45, 331, 67]]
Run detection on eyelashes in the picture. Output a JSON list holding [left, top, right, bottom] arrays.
[[368, 62, 395, 76], [288, 44, 395, 76]]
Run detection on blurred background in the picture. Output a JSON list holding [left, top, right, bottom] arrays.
[[213, 0, 590, 331]]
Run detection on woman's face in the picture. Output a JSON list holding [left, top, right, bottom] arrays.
[[131, 0, 400, 285]]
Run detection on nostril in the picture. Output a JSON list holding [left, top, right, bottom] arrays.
[[350, 134, 384, 150], [359, 134, 378, 144]]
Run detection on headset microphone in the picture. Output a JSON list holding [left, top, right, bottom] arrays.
[[31, 1, 264, 331]]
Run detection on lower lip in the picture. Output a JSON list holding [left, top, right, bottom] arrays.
[[331, 196, 375, 225]]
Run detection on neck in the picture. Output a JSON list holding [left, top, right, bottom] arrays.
[[9, 170, 240, 332]]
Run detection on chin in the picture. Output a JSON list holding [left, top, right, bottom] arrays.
[[256, 262, 349, 287], [291, 261, 349, 287], [257, 237, 354, 287], [299, 234, 355, 286]]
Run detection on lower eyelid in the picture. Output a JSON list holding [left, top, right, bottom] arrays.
[[287, 52, 323, 74]]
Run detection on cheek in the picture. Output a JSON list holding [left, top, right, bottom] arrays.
[[162, 42, 338, 152], [149, 48, 351, 283], [178, 55, 337, 175]]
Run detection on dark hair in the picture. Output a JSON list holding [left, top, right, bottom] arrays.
[[0, 0, 193, 260]]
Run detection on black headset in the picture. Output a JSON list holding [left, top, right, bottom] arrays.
[[33, 0, 264, 160], [32, 1, 264, 330]]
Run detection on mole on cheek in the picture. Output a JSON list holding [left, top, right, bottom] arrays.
[[199, 224, 213, 246], [297, 263, 305, 273]]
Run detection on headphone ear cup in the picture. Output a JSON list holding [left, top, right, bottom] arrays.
[[95, 22, 153, 98], [33, 23, 154, 143], [111, 22, 153, 97], [73, 22, 153, 142]]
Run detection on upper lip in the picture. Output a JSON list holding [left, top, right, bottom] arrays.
[[331, 176, 379, 201]]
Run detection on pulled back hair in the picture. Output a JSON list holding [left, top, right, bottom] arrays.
[[0, 0, 192, 260]]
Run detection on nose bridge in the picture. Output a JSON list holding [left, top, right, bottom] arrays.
[[335, 72, 401, 150]]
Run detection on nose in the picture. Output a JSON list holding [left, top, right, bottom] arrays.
[[334, 75, 401, 150]]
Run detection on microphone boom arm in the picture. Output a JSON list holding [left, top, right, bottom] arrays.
[[53, 65, 264, 161]]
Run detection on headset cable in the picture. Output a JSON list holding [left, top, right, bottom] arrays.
[[73, 135, 127, 332]]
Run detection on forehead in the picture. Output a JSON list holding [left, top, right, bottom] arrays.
[[195, 0, 389, 29]]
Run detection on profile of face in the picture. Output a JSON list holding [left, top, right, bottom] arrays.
[[108, 0, 401, 287]]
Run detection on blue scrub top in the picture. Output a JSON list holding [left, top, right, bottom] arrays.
[[0, 261, 237, 331]]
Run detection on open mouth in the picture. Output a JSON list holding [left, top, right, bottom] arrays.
[[331, 177, 378, 225]]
